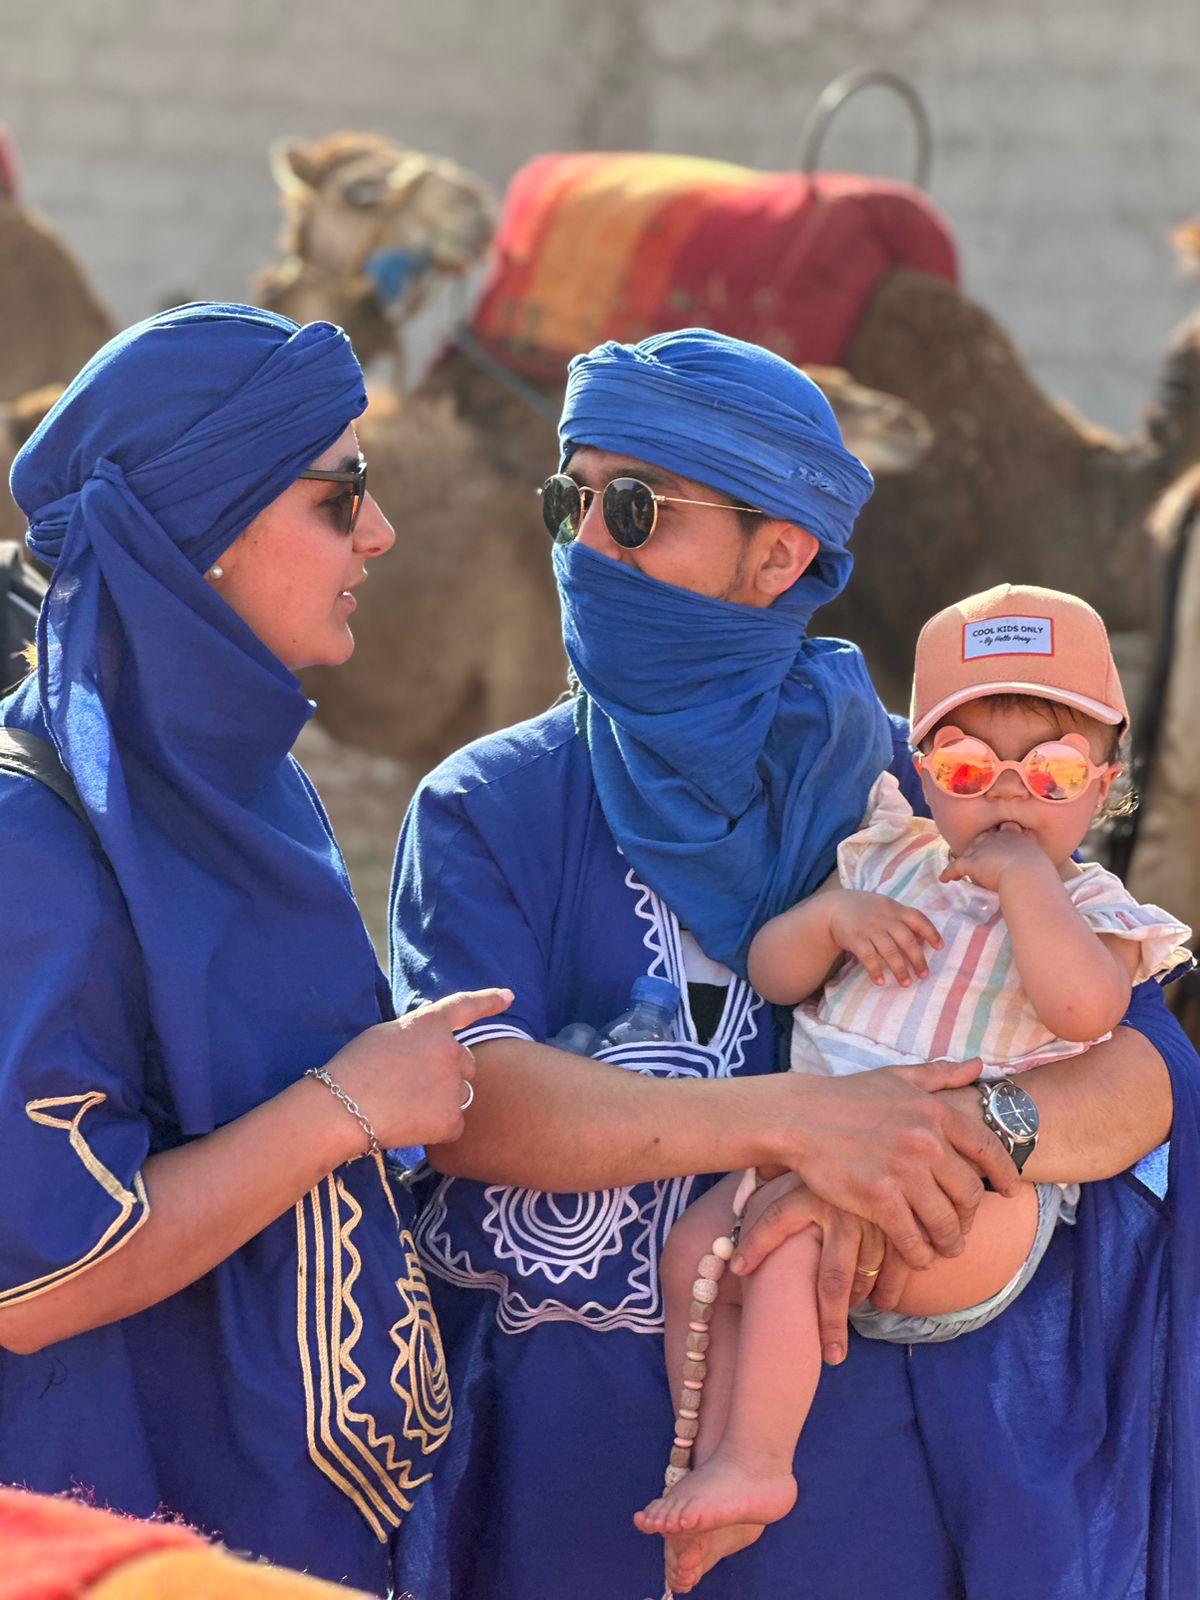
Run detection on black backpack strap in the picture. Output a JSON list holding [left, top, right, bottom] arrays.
[[0, 540, 43, 691], [0, 726, 102, 849]]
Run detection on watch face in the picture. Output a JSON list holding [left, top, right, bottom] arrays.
[[991, 1082, 1039, 1141]]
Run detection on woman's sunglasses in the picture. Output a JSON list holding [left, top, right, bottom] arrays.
[[538, 473, 764, 550], [298, 454, 368, 535], [916, 726, 1117, 803]]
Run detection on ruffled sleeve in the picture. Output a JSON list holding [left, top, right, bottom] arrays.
[[0, 779, 151, 1306], [1068, 863, 1194, 985], [836, 770, 937, 892]]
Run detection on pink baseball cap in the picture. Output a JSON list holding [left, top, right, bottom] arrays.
[[909, 583, 1128, 745]]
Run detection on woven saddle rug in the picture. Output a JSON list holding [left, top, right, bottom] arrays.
[[472, 151, 958, 384]]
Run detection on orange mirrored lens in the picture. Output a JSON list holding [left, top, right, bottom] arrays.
[[1024, 743, 1091, 800], [926, 743, 995, 796]]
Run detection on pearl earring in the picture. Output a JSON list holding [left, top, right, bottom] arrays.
[[209, 564, 224, 580]]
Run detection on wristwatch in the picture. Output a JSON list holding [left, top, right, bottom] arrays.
[[976, 1079, 1039, 1174]]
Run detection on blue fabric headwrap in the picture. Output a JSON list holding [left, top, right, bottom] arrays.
[[556, 328, 892, 974], [6, 302, 384, 1135]]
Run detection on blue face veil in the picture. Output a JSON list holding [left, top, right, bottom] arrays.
[[555, 328, 893, 975], [7, 302, 382, 1134]]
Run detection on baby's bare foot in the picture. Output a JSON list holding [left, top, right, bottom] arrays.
[[635, 1451, 797, 1536], [665, 1522, 763, 1594]]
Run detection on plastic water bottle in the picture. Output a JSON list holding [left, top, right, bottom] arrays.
[[593, 975, 681, 1050], [547, 1020, 601, 1056]]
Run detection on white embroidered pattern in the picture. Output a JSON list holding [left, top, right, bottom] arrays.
[[415, 866, 764, 1334]]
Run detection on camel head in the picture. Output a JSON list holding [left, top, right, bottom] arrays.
[[268, 132, 497, 326], [804, 365, 932, 476]]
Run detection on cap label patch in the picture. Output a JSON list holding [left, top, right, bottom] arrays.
[[963, 615, 1053, 659]]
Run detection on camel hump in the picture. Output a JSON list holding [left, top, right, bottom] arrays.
[[471, 152, 959, 383]]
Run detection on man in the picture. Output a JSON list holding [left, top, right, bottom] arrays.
[[390, 330, 1198, 1599]]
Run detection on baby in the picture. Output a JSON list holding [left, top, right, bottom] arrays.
[[636, 584, 1192, 1594]]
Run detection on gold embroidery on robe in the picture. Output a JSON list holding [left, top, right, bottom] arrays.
[[0, 1092, 149, 1305], [296, 1157, 451, 1540]]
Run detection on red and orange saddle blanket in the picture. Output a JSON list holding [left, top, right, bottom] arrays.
[[472, 151, 958, 383], [0, 1488, 371, 1600]]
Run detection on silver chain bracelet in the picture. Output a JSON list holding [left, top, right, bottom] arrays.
[[304, 1066, 381, 1161]]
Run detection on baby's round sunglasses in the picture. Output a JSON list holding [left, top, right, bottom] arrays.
[[916, 725, 1118, 803]]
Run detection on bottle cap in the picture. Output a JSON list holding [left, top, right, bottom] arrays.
[[631, 975, 681, 1011]]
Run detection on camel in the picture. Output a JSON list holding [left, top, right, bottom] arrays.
[[258, 134, 1200, 723], [0, 133, 115, 552], [1104, 214, 1200, 1037], [822, 269, 1200, 708], [0, 135, 115, 404], [259, 137, 941, 765], [1115, 465, 1200, 1041]]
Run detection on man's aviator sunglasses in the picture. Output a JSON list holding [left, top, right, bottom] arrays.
[[298, 454, 368, 535], [539, 473, 765, 550], [915, 726, 1118, 803]]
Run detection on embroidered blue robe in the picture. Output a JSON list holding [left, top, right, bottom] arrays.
[[391, 702, 1200, 1600]]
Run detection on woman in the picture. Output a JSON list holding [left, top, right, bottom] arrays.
[[0, 303, 508, 1590]]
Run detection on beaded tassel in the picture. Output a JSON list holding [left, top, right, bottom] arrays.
[[658, 1170, 760, 1600], [659, 1168, 759, 1491]]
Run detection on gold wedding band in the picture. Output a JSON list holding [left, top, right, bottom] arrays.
[[460, 1081, 475, 1111], [857, 1264, 883, 1279]]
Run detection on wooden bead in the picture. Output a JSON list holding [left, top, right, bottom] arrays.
[[697, 1253, 726, 1281], [711, 1235, 735, 1260], [675, 1416, 700, 1441], [664, 1463, 689, 1488], [686, 1330, 710, 1356], [682, 1359, 707, 1384], [690, 1300, 715, 1325], [670, 1446, 691, 1469], [691, 1278, 719, 1304], [679, 1388, 701, 1413]]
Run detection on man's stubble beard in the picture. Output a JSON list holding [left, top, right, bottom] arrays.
[[712, 542, 754, 606]]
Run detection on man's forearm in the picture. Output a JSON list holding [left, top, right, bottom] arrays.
[[943, 1025, 1172, 1184], [427, 1037, 786, 1189], [430, 1039, 1021, 1277]]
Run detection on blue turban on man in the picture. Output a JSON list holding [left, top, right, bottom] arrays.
[[552, 328, 892, 975]]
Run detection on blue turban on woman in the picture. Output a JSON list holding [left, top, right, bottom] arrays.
[[6, 302, 382, 1134], [554, 328, 893, 974]]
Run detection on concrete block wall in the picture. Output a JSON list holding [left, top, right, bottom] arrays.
[[2, 0, 1198, 432]]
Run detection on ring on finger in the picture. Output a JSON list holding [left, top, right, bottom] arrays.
[[856, 1263, 883, 1279], [459, 1081, 475, 1112]]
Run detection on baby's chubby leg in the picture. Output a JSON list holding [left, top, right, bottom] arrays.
[[637, 1172, 820, 1582], [641, 1172, 748, 1482], [885, 1183, 1040, 1319]]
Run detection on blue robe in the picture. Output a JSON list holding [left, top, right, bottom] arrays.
[[390, 701, 1200, 1600], [0, 675, 448, 1591]]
